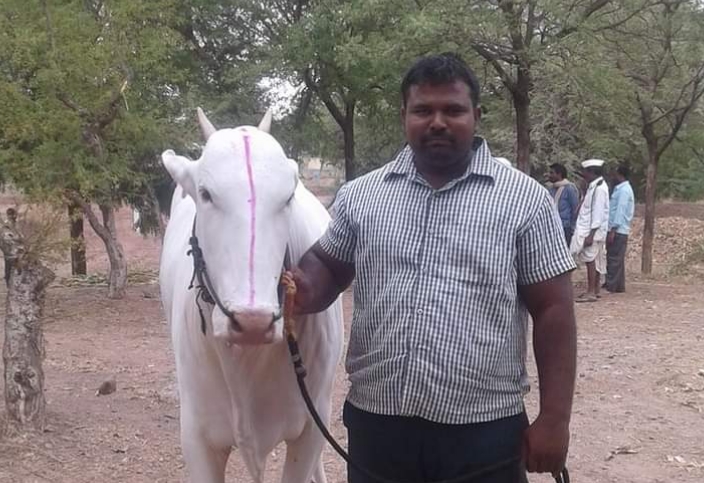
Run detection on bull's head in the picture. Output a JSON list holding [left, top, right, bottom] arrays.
[[162, 108, 298, 345]]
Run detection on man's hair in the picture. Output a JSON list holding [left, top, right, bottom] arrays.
[[549, 163, 568, 179], [617, 165, 630, 180], [401, 52, 481, 108]]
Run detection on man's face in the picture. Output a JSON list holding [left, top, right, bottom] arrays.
[[402, 81, 480, 170], [581, 168, 596, 182], [548, 169, 560, 183]]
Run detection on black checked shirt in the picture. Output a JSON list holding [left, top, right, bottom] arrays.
[[319, 138, 576, 424]]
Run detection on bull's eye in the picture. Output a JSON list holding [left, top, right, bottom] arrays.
[[200, 188, 212, 203]]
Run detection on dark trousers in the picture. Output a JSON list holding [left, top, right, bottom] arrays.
[[606, 233, 628, 292], [343, 401, 529, 483], [563, 227, 574, 246]]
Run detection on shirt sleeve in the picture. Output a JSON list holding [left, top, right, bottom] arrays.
[[517, 191, 577, 286], [590, 185, 609, 230], [317, 182, 357, 264]]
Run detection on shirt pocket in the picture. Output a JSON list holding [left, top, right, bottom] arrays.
[[439, 222, 514, 286]]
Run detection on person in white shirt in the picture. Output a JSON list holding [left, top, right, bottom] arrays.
[[570, 159, 610, 302]]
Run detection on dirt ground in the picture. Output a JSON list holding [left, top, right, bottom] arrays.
[[0, 200, 703, 483]]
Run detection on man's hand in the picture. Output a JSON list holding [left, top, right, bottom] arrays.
[[287, 267, 314, 315], [607, 231, 616, 245], [523, 413, 570, 476], [583, 234, 594, 247], [288, 243, 355, 315]]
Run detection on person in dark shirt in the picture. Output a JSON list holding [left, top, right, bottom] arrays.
[[547, 163, 580, 244]]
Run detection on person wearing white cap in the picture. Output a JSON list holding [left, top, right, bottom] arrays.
[[570, 159, 610, 302]]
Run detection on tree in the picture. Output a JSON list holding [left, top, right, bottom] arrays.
[[0, 211, 58, 433], [0, 0, 188, 298], [219, 0, 440, 179], [436, 0, 634, 173], [596, 0, 704, 273]]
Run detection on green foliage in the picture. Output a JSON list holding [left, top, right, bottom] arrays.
[[0, 0, 191, 235], [1, 0, 704, 207]]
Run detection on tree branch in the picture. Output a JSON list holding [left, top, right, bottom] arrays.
[[66, 193, 111, 245], [304, 68, 346, 128], [472, 43, 516, 92], [557, 0, 613, 38], [499, 0, 527, 56], [657, 73, 704, 157], [525, 0, 539, 47], [647, 64, 704, 127], [95, 76, 130, 130], [56, 93, 90, 118], [592, 0, 655, 33]]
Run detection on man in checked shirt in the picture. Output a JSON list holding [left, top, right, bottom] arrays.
[[291, 53, 577, 483]]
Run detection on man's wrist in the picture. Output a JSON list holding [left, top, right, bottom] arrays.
[[537, 409, 571, 426]]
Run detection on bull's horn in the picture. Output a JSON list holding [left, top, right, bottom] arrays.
[[258, 108, 273, 133], [197, 107, 216, 140]]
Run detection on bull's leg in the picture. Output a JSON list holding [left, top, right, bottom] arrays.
[[281, 423, 326, 483], [239, 446, 267, 483], [312, 457, 328, 483], [181, 429, 230, 483]]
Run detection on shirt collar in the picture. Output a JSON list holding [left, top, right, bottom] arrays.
[[588, 176, 605, 188], [384, 137, 497, 183], [613, 180, 630, 191]]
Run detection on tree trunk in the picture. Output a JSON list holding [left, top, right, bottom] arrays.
[[641, 152, 658, 274], [82, 202, 127, 299], [102, 205, 127, 298], [513, 68, 532, 174], [342, 101, 356, 181], [1, 224, 55, 433], [68, 202, 87, 275]]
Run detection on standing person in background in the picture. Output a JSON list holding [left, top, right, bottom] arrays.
[[547, 163, 580, 245], [605, 165, 635, 293], [570, 159, 610, 303]]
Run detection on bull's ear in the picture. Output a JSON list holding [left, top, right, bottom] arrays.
[[162, 150, 198, 200]]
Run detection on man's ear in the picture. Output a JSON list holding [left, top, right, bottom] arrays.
[[474, 106, 482, 123], [162, 150, 198, 200]]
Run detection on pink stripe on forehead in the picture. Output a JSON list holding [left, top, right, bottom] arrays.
[[242, 134, 257, 307]]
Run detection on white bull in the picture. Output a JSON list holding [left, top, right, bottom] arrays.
[[159, 109, 344, 483]]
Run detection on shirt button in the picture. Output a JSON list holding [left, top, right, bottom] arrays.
[[416, 309, 424, 315]]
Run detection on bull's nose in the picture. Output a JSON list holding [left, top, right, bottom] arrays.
[[230, 308, 279, 333]]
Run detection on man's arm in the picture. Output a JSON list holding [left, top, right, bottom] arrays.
[[292, 242, 355, 314], [519, 273, 576, 474], [516, 192, 577, 475], [291, 182, 357, 314]]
